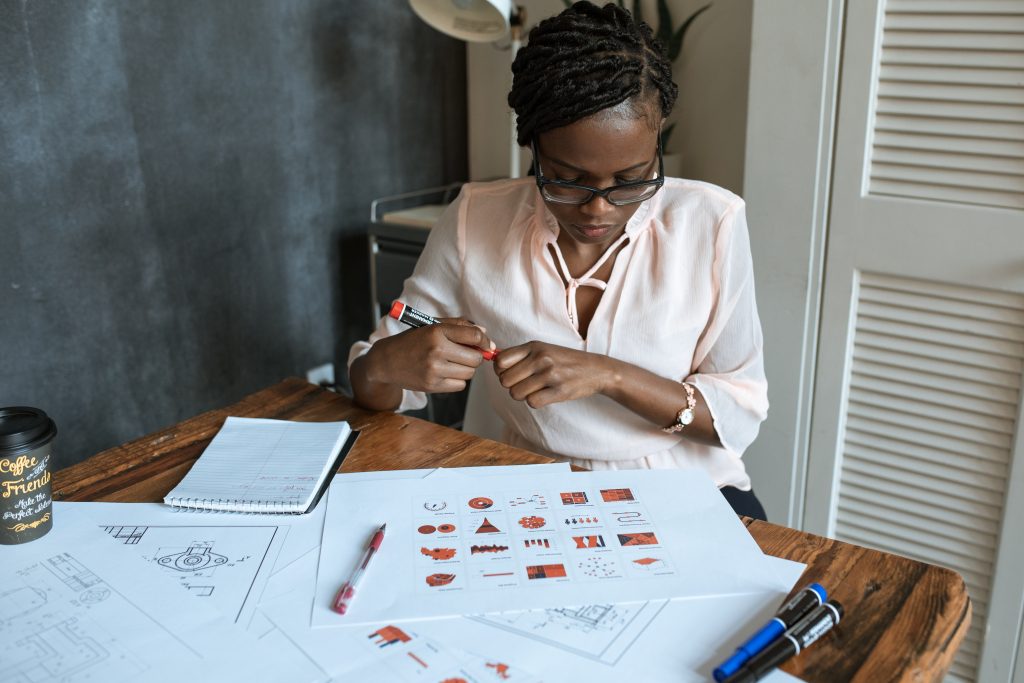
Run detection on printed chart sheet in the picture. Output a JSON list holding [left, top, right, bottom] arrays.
[[263, 515, 805, 682], [313, 468, 783, 626]]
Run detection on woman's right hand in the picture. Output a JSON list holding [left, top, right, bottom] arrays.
[[361, 319, 495, 394]]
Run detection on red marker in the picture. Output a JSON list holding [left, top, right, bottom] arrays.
[[332, 523, 386, 616], [389, 300, 499, 361]]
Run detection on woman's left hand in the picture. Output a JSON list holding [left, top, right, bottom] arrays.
[[493, 341, 613, 409]]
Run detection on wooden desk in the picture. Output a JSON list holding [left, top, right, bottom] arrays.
[[53, 378, 970, 682]]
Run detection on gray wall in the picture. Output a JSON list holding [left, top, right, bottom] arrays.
[[0, 0, 467, 468]]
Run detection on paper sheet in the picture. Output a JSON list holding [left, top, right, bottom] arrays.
[[263, 534, 807, 682], [313, 468, 784, 626], [0, 511, 318, 683], [424, 555, 810, 681], [260, 463, 571, 604], [56, 501, 291, 626]]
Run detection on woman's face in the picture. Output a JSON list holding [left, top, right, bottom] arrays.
[[533, 108, 661, 249]]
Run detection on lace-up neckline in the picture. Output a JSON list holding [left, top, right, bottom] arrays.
[[548, 231, 631, 333]]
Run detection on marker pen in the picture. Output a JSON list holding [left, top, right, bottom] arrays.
[[713, 583, 827, 681], [388, 300, 499, 361], [721, 600, 844, 683]]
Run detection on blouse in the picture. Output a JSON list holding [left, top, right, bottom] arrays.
[[349, 177, 768, 490]]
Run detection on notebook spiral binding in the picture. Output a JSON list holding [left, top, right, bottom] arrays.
[[167, 496, 302, 514]]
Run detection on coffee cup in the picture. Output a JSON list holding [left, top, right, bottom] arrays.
[[0, 406, 57, 544]]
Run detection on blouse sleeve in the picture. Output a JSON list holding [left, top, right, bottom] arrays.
[[346, 186, 469, 412], [686, 201, 769, 456]]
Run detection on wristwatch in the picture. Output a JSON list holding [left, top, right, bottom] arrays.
[[662, 382, 696, 434]]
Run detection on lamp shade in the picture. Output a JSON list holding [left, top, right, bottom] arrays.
[[409, 0, 512, 42]]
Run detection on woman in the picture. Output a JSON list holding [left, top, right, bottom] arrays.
[[349, 1, 769, 520]]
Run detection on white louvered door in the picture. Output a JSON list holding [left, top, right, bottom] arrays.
[[803, 1, 1024, 681]]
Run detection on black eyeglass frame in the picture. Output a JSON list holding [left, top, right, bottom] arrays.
[[531, 137, 665, 206]]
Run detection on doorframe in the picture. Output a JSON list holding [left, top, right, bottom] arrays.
[[742, 0, 845, 527]]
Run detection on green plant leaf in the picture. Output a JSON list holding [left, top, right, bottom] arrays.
[[670, 4, 711, 61], [632, 0, 644, 27], [655, 0, 673, 55]]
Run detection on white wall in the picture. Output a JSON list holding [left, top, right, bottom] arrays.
[[467, 0, 753, 194], [740, 0, 842, 526]]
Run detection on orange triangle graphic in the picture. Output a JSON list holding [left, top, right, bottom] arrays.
[[475, 517, 501, 534]]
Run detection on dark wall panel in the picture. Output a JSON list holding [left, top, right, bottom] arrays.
[[0, 0, 467, 468]]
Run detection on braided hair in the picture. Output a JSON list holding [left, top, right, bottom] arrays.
[[508, 1, 678, 146]]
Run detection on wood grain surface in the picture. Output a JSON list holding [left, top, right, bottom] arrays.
[[52, 377, 970, 682]]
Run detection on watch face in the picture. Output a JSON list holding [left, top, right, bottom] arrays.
[[680, 409, 695, 426]]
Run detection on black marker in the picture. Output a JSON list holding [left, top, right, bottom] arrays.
[[721, 600, 843, 683], [713, 583, 827, 680], [388, 300, 499, 361]]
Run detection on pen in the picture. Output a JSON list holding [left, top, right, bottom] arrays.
[[721, 599, 844, 683], [332, 523, 386, 616], [713, 583, 827, 680], [389, 300, 499, 361]]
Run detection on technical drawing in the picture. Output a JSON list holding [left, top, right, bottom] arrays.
[[1, 561, 148, 682], [95, 523, 282, 624], [0, 586, 47, 623], [104, 525, 148, 544], [45, 553, 103, 591], [156, 543, 229, 572], [13, 617, 114, 679], [79, 587, 111, 605], [470, 600, 668, 664]]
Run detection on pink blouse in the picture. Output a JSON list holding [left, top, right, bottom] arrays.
[[349, 178, 768, 490]]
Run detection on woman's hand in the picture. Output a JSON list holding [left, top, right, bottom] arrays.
[[368, 319, 494, 393], [350, 319, 494, 411], [493, 341, 614, 409]]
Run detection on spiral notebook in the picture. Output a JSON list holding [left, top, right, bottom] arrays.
[[164, 417, 358, 514]]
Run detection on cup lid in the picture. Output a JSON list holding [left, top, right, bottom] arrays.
[[0, 407, 58, 455]]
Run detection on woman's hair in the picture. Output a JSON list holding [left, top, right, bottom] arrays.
[[508, 1, 678, 146]]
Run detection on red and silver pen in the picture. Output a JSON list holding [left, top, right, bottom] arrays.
[[388, 300, 499, 361], [331, 523, 386, 616]]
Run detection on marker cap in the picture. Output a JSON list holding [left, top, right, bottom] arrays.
[[388, 301, 405, 320]]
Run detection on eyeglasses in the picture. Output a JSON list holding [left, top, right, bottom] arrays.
[[531, 137, 665, 206]]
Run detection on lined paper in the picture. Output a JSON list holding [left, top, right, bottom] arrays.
[[165, 417, 351, 513]]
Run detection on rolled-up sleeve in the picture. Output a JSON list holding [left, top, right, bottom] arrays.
[[347, 188, 468, 412], [686, 202, 769, 456]]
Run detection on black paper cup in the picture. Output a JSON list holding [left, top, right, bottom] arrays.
[[0, 406, 57, 544]]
